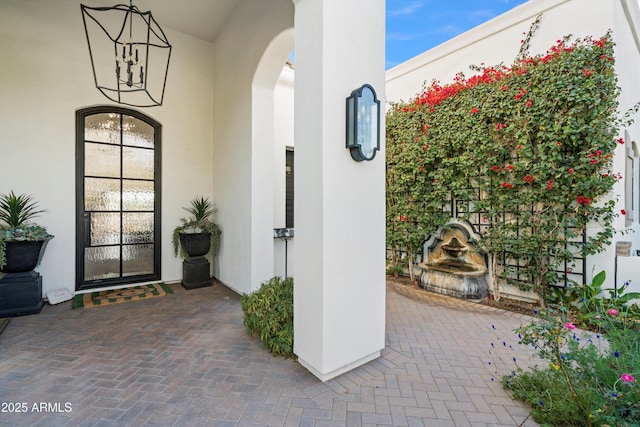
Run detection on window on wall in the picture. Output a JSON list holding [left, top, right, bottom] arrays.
[[286, 147, 294, 228]]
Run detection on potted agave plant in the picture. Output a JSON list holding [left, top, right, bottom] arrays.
[[172, 196, 221, 289], [0, 191, 54, 316], [0, 191, 53, 273]]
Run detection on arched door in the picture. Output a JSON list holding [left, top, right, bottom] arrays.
[[75, 106, 161, 290]]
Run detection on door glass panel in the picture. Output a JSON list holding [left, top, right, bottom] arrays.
[[90, 213, 121, 245], [123, 180, 154, 211], [123, 244, 154, 276], [123, 146, 154, 179], [123, 213, 154, 244], [85, 142, 121, 178], [85, 113, 121, 144], [84, 246, 121, 281], [85, 178, 120, 211], [123, 116, 154, 148]]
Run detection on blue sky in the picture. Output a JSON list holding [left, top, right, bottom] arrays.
[[386, 0, 528, 69]]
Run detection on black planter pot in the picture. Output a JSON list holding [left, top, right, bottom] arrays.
[[1, 240, 47, 274], [179, 232, 211, 258], [0, 240, 48, 316]]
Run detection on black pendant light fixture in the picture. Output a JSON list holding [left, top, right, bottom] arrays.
[[81, 1, 172, 107]]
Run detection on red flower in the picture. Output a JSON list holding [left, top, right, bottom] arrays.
[[557, 141, 562, 146], [525, 99, 532, 107], [501, 85, 508, 91], [523, 174, 535, 183], [423, 144, 429, 151], [399, 215, 408, 221], [583, 69, 592, 77], [414, 137, 420, 142], [596, 149, 602, 156], [495, 123, 507, 130], [515, 93, 523, 100], [547, 179, 553, 190], [419, 165, 424, 170], [491, 165, 500, 171], [590, 159, 598, 164], [470, 108, 479, 114], [621, 209, 627, 215], [506, 164, 514, 171], [501, 182, 513, 189], [568, 168, 574, 174], [577, 196, 591, 205], [618, 138, 625, 144]]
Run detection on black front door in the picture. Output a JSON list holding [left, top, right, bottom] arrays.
[[76, 106, 161, 290]]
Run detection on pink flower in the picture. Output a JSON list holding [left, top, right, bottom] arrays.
[[565, 322, 576, 330], [609, 309, 619, 316], [621, 374, 635, 383]]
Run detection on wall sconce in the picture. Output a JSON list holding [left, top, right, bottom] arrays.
[[81, 1, 172, 107], [346, 84, 380, 161]]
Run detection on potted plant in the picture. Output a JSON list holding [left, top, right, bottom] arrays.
[[172, 196, 221, 259], [0, 191, 54, 273], [0, 191, 53, 317], [172, 196, 221, 289]]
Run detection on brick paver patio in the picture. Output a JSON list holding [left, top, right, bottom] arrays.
[[0, 280, 539, 426]]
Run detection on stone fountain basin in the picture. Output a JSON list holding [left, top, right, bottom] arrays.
[[418, 262, 488, 299]]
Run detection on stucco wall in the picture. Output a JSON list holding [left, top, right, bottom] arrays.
[[212, 0, 294, 295], [293, 0, 386, 381], [386, 0, 640, 294], [0, 0, 216, 294]]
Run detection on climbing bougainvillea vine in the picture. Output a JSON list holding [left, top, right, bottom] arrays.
[[386, 18, 638, 305]]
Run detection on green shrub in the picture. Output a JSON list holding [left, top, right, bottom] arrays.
[[240, 277, 294, 358]]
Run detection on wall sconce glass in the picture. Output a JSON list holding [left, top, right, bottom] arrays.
[[81, 1, 172, 107], [346, 84, 380, 161]]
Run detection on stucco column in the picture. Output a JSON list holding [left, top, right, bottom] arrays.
[[293, 0, 386, 381]]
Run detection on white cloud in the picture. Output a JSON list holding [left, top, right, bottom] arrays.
[[388, 1, 426, 17]]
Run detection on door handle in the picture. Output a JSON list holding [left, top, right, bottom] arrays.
[[83, 212, 92, 246]]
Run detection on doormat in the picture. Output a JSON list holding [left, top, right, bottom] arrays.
[[72, 283, 173, 309], [0, 318, 9, 335]]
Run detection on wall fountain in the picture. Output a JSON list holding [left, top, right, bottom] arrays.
[[418, 220, 488, 299]]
